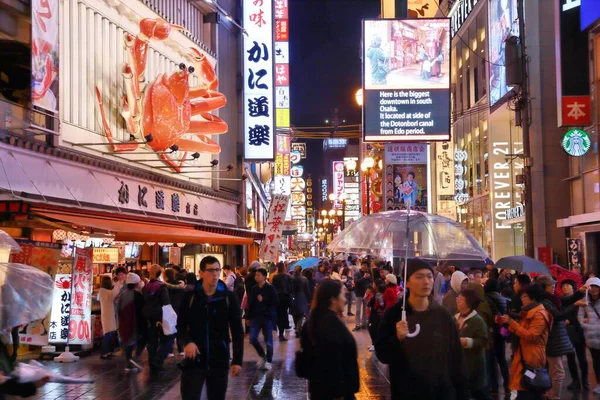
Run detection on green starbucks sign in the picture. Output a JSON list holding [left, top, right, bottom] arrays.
[[562, 129, 591, 157]]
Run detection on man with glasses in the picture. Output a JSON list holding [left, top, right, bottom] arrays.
[[248, 267, 278, 371], [178, 256, 244, 400]]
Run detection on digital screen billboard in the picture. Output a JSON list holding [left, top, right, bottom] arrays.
[[488, 0, 519, 106], [362, 18, 451, 142]]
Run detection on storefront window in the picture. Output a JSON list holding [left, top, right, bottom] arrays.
[[584, 170, 600, 213]]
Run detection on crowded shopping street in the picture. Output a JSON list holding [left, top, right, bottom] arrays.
[[2, 0, 600, 399]]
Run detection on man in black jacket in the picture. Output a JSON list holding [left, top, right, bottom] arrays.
[[177, 256, 244, 400], [375, 258, 469, 400], [353, 261, 372, 331], [248, 268, 278, 371]]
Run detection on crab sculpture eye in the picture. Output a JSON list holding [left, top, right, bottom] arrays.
[[179, 63, 186, 70], [188, 66, 195, 73]]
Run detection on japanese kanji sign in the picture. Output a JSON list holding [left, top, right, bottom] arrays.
[[435, 141, 455, 196], [244, 0, 275, 160], [566, 238, 584, 274], [332, 161, 345, 206], [92, 248, 119, 264], [274, 0, 290, 130], [49, 274, 71, 344], [259, 194, 290, 262], [561, 96, 592, 126]]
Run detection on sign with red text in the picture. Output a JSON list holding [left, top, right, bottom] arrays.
[[31, 0, 59, 112], [259, 194, 290, 262], [70, 248, 93, 344], [49, 274, 71, 344], [243, 0, 275, 160]]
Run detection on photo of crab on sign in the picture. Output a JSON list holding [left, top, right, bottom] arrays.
[[93, 17, 227, 173]]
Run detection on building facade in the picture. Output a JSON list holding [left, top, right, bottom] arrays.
[[0, 0, 263, 267]]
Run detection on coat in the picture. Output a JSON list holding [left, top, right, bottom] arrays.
[[454, 311, 488, 391], [300, 310, 359, 399], [98, 287, 118, 333], [177, 280, 244, 369], [540, 295, 574, 357], [442, 271, 467, 315], [507, 304, 552, 391], [579, 297, 600, 349]]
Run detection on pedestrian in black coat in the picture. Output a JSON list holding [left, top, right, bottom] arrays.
[[300, 280, 359, 400]]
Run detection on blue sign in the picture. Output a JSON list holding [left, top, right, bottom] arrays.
[[581, 0, 600, 30]]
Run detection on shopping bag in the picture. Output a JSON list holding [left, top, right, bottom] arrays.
[[161, 304, 178, 336]]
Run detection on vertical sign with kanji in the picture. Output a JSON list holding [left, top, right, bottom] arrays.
[[49, 274, 71, 344], [274, 0, 290, 130], [70, 248, 93, 344], [244, 0, 275, 160], [259, 194, 290, 262], [566, 238, 584, 274]]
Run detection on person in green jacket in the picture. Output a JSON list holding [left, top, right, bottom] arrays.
[[455, 288, 489, 400]]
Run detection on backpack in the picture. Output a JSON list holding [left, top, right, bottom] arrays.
[[142, 284, 165, 322]]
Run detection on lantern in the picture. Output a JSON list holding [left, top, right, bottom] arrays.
[[52, 229, 66, 241], [176, 243, 186, 248], [67, 231, 78, 241]]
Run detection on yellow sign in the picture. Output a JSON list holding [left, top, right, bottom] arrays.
[[92, 248, 119, 264], [276, 109, 290, 128]]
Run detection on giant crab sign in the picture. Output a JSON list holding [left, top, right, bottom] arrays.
[[95, 18, 227, 172]]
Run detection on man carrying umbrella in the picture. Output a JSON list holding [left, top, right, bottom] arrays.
[[375, 258, 469, 400]]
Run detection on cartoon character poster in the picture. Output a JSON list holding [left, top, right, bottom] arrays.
[[384, 144, 428, 211]]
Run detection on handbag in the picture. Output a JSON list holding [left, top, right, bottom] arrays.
[[519, 344, 552, 393], [295, 348, 313, 379], [161, 304, 178, 336]]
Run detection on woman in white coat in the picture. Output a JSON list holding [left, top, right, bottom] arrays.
[[98, 276, 118, 359], [578, 277, 600, 394]]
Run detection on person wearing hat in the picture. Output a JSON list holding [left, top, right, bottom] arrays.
[[117, 272, 145, 372], [375, 258, 469, 400], [455, 288, 489, 400], [383, 273, 399, 310], [535, 275, 576, 400], [578, 277, 600, 394], [442, 270, 469, 315]]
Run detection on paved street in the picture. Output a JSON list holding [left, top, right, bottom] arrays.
[[8, 315, 600, 399]]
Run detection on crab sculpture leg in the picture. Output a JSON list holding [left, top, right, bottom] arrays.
[[95, 18, 184, 152]]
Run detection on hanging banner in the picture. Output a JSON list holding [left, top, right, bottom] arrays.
[[31, 0, 59, 112], [435, 141, 455, 196], [384, 143, 428, 211], [566, 238, 584, 274], [48, 274, 71, 344], [332, 161, 345, 206], [65, 248, 93, 345], [259, 194, 290, 262], [243, 0, 275, 160]]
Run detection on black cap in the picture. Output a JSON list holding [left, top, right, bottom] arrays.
[[406, 258, 434, 280]]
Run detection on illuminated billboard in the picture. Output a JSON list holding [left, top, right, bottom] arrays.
[[362, 18, 451, 142], [488, 0, 519, 106]]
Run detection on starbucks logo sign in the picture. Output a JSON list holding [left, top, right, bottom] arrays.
[[562, 129, 591, 157]]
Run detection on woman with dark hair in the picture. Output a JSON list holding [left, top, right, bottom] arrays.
[[300, 280, 359, 400], [455, 288, 489, 400], [291, 265, 311, 338], [501, 284, 553, 400], [184, 272, 197, 292], [303, 268, 316, 299], [272, 262, 293, 341], [315, 264, 327, 283]]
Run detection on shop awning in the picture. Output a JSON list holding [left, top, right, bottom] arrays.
[[33, 211, 253, 246]]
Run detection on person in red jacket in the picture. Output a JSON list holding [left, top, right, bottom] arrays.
[[383, 274, 399, 309]]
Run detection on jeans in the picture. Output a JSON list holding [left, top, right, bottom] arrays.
[[487, 333, 510, 390], [355, 297, 367, 327], [250, 319, 274, 363], [546, 356, 565, 400], [147, 322, 175, 368], [589, 347, 600, 382], [566, 340, 589, 383], [180, 366, 229, 400], [346, 291, 355, 314], [101, 330, 116, 356]]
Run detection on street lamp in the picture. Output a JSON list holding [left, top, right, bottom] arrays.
[[355, 89, 363, 107], [361, 156, 375, 215]]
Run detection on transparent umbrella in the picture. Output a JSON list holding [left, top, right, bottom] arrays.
[[327, 210, 489, 262], [327, 210, 489, 338]]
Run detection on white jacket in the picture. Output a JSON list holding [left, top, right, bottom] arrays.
[[579, 298, 600, 349]]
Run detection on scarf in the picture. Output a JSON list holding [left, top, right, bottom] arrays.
[[521, 301, 540, 313], [544, 292, 562, 309]]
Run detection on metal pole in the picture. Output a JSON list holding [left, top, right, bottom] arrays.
[[517, 0, 534, 258], [366, 173, 371, 215]]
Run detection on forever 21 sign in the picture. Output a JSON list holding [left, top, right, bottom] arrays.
[[450, 0, 479, 38]]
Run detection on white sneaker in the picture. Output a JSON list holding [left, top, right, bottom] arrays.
[[179, 352, 185, 357], [368, 345, 375, 352], [168, 353, 175, 358], [262, 362, 272, 371], [256, 358, 266, 369], [594, 384, 600, 394]]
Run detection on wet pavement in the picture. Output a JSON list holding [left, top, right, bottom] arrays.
[[8, 314, 600, 399]]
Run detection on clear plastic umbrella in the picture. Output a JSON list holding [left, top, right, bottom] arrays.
[[327, 210, 488, 262], [327, 209, 489, 338]]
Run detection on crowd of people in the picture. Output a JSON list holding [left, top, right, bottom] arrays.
[[4, 254, 600, 400]]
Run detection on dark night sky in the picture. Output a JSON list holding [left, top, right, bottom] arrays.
[[289, 0, 381, 126]]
